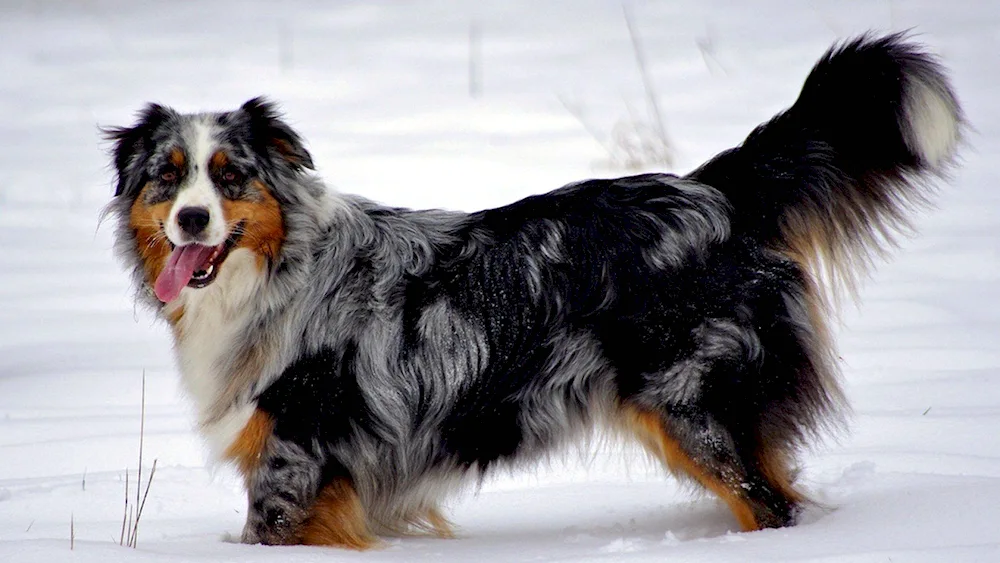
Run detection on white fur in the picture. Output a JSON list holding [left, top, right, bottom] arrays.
[[538, 221, 565, 263], [903, 79, 961, 167], [524, 254, 542, 298], [165, 120, 229, 247], [163, 247, 266, 459], [524, 221, 566, 300]]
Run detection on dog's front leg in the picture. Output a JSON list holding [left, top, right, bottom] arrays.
[[241, 438, 324, 545]]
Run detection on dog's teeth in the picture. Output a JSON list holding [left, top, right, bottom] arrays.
[[192, 264, 214, 281]]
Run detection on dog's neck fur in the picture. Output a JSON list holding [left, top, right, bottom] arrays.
[[158, 184, 348, 458]]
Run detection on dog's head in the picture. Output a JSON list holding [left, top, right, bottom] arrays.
[[105, 97, 313, 305]]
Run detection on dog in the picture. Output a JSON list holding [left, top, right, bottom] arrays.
[[104, 33, 962, 548]]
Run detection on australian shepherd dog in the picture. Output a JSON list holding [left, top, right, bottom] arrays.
[[105, 34, 962, 548]]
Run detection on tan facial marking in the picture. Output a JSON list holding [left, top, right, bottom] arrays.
[[209, 150, 229, 171], [128, 182, 173, 291], [222, 180, 285, 268], [169, 146, 185, 169]]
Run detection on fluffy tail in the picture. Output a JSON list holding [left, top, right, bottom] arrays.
[[688, 33, 963, 299]]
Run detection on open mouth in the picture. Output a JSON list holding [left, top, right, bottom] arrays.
[[153, 222, 244, 303], [186, 240, 231, 289]]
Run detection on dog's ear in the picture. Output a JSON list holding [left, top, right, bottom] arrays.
[[102, 104, 175, 197], [241, 97, 315, 171]]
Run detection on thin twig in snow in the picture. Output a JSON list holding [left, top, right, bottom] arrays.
[[130, 459, 158, 548], [622, 3, 672, 162], [557, 94, 615, 158], [469, 20, 483, 98], [120, 468, 129, 546], [136, 370, 145, 529]]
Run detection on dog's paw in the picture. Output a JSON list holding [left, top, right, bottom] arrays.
[[242, 500, 311, 545]]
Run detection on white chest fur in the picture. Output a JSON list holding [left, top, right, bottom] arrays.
[[163, 248, 266, 459]]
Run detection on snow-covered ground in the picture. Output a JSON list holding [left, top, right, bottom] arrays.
[[1, 1, 998, 561]]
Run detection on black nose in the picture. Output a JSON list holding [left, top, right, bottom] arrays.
[[177, 206, 210, 237]]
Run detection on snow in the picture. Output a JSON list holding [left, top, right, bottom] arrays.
[[1, 0, 998, 561]]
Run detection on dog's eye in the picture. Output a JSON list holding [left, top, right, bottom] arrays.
[[221, 167, 243, 184], [160, 170, 177, 183]]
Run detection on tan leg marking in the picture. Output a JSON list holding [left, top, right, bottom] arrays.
[[298, 478, 377, 549], [625, 407, 760, 531], [223, 409, 274, 479]]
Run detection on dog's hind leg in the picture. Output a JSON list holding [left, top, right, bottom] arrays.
[[623, 405, 802, 531]]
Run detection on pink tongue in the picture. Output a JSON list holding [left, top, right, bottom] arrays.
[[154, 244, 218, 303]]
